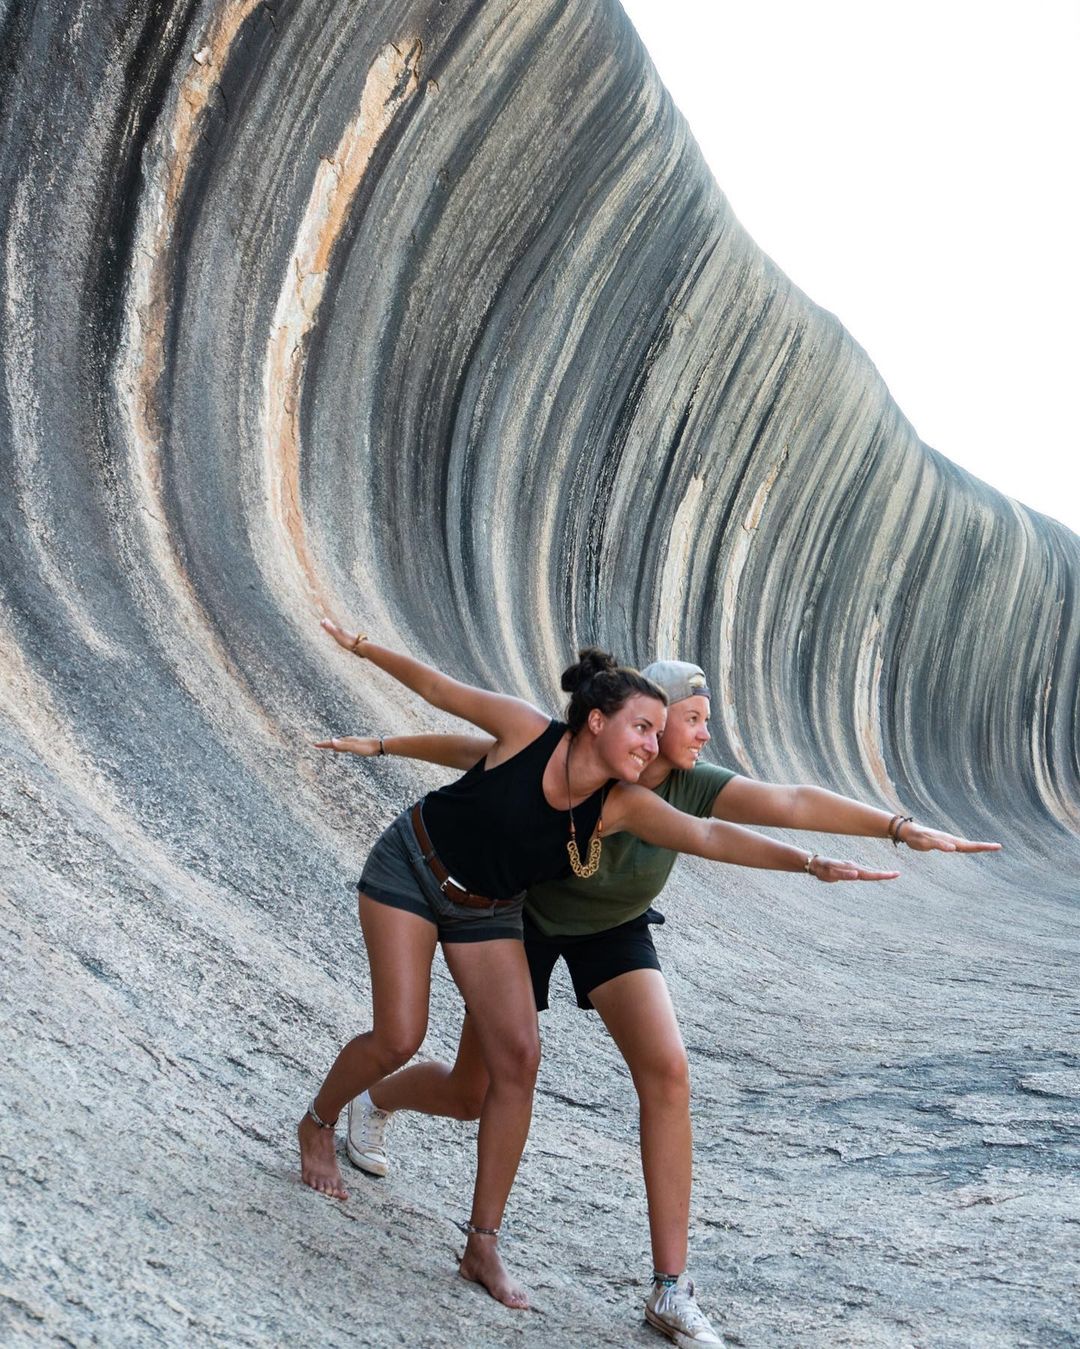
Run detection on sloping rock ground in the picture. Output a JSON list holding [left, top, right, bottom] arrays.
[[1, 0, 1078, 1345]]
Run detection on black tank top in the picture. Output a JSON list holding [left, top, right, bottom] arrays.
[[420, 720, 608, 900]]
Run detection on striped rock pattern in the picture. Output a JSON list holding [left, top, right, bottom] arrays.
[[1, 1, 1077, 1345]]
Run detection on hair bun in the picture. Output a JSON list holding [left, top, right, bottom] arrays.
[[560, 646, 618, 693]]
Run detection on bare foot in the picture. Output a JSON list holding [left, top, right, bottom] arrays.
[[459, 1235, 529, 1309], [297, 1112, 348, 1200]]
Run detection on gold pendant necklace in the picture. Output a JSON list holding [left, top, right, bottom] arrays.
[[567, 829, 603, 878], [565, 737, 603, 879]]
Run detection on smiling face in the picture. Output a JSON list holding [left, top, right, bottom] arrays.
[[655, 694, 711, 771], [588, 693, 667, 782]]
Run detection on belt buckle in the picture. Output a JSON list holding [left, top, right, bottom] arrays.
[[440, 874, 467, 900]]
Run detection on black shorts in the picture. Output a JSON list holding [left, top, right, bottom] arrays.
[[524, 908, 665, 1011]]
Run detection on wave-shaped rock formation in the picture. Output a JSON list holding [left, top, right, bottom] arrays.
[[2, 1, 1077, 1343]]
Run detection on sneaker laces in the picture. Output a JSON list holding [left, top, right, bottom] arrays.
[[352, 1099, 390, 1150]]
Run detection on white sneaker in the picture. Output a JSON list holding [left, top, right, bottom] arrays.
[[345, 1091, 391, 1176], [645, 1274, 725, 1347]]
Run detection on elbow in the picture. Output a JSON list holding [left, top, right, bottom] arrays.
[[424, 672, 453, 710], [786, 785, 812, 826], [700, 820, 728, 862]]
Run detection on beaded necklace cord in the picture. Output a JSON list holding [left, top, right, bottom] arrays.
[[565, 736, 603, 879]]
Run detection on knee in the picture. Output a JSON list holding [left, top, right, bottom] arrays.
[[637, 1050, 691, 1109], [488, 1034, 540, 1093], [516, 1032, 542, 1085], [371, 1030, 424, 1077]]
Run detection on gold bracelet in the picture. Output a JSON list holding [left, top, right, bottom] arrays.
[[804, 852, 818, 874], [350, 632, 368, 654]]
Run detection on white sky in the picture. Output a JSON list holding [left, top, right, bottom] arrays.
[[619, 0, 1080, 534]]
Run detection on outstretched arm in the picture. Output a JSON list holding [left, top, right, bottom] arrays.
[[321, 618, 548, 746], [315, 732, 495, 771], [605, 784, 899, 882], [711, 778, 1001, 854]]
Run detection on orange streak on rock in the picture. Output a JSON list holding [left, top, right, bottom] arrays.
[[116, 1, 281, 742], [262, 41, 422, 614], [853, 613, 902, 807], [717, 450, 788, 773], [127, 0, 263, 488]]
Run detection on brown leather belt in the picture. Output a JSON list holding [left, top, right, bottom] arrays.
[[409, 803, 515, 909]]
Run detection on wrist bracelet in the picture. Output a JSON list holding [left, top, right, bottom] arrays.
[[804, 852, 818, 874], [890, 815, 914, 847], [350, 632, 368, 653], [378, 737, 386, 756]]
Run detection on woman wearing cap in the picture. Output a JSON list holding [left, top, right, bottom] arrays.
[[319, 659, 998, 1344]]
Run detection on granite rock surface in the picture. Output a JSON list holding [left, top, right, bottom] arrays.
[[1, 1, 1078, 1345]]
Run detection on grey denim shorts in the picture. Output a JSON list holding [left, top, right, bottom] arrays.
[[358, 805, 525, 944]]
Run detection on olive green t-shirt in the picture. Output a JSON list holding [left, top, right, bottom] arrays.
[[525, 762, 737, 937]]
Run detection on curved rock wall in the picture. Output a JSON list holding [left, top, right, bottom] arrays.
[[1, 1, 1077, 1345]]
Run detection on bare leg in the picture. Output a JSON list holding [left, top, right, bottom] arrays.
[[297, 894, 438, 1200], [589, 969, 691, 1274], [371, 1013, 490, 1120], [442, 939, 540, 1310]]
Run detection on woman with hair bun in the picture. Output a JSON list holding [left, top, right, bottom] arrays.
[[302, 621, 902, 1312]]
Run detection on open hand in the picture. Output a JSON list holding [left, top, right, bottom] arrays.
[[811, 856, 900, 882], [321, 617, 366, 654], [314, 736, 381, 756], [900, 823, 1001, 853]]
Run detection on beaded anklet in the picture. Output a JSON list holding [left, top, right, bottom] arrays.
[[306, 1100, 337, 1130]]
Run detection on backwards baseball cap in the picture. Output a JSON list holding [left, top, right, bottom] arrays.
[[640, 659, 711, 705]]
